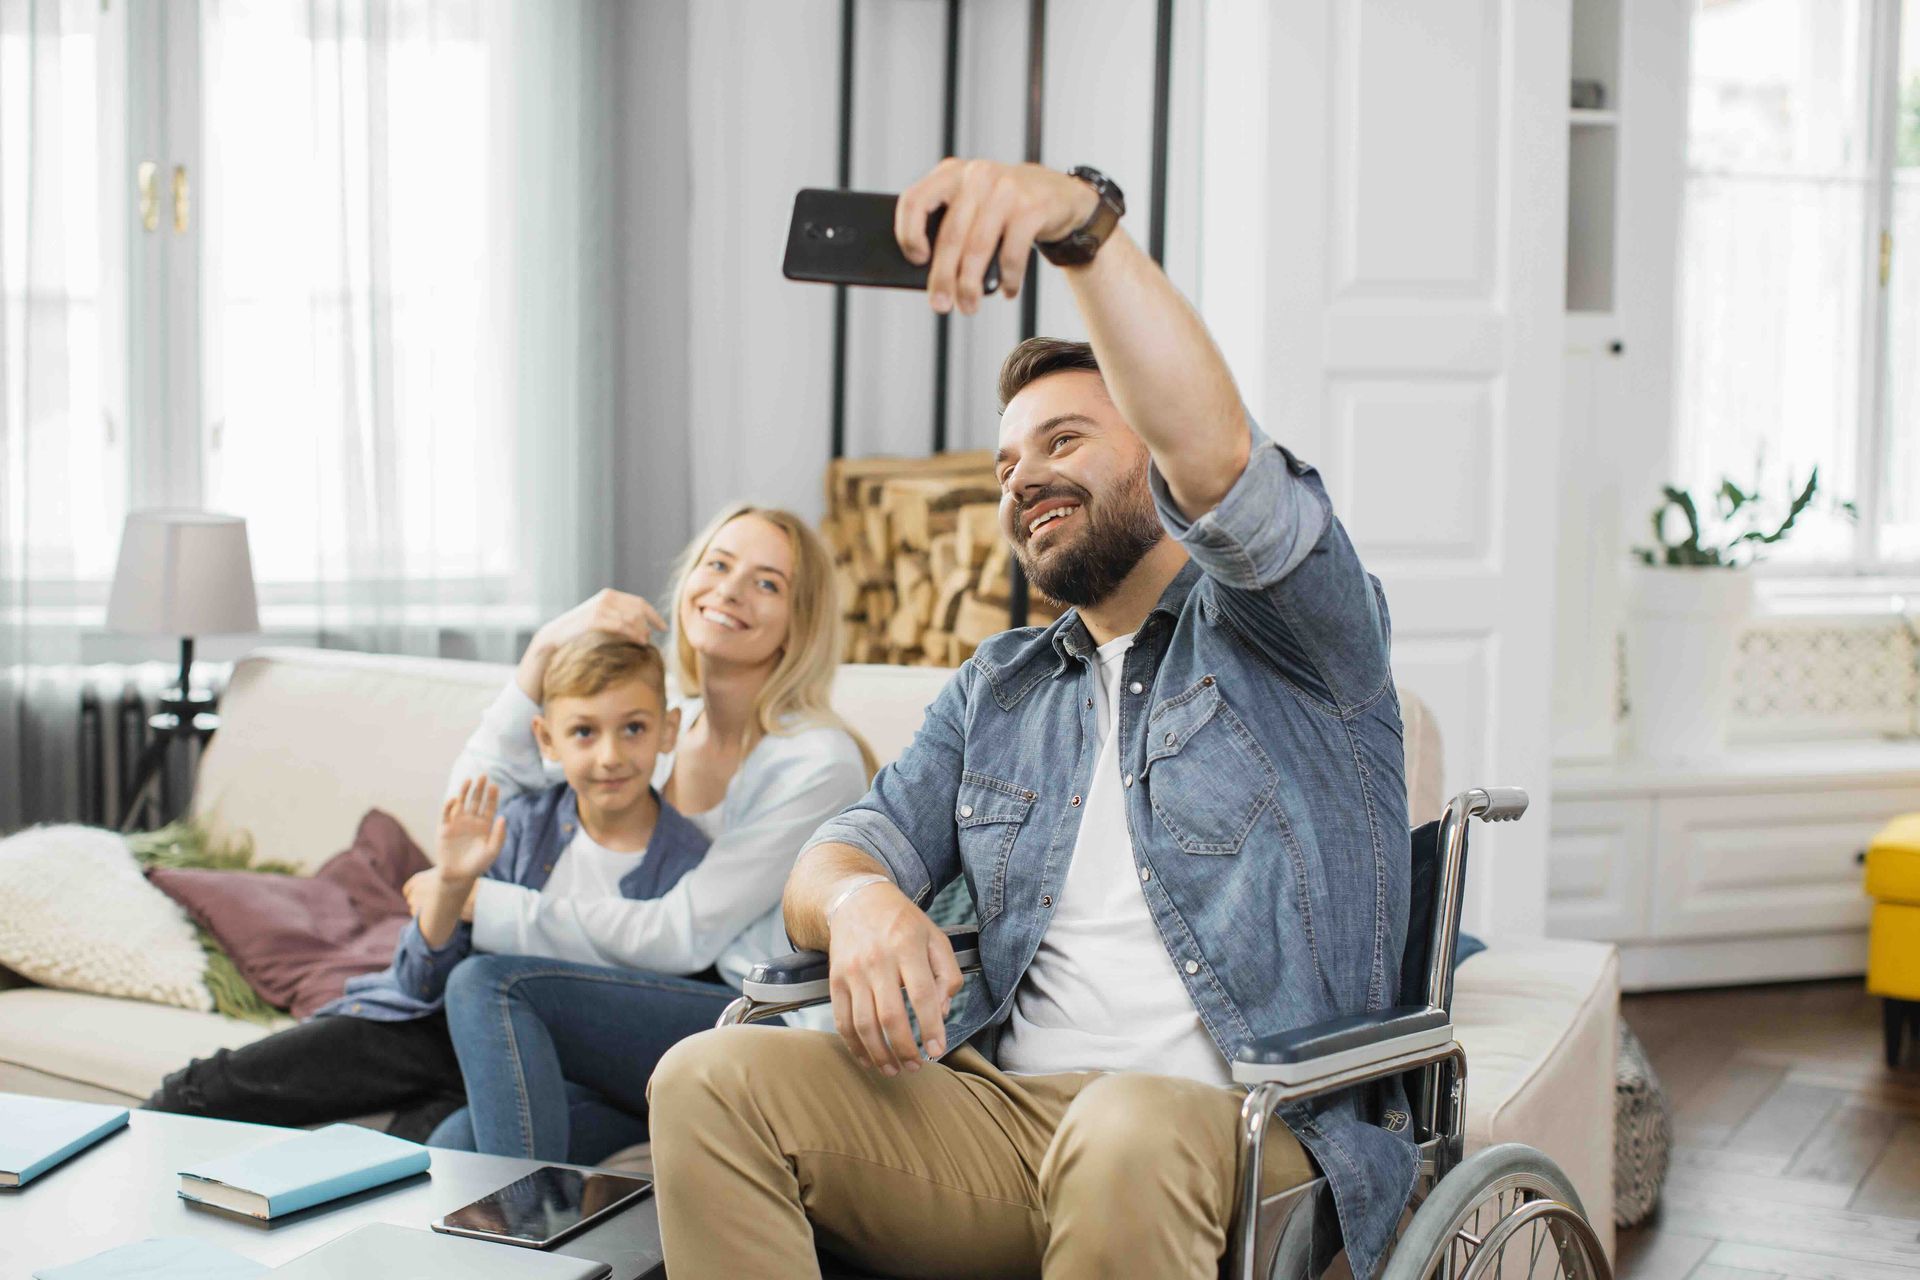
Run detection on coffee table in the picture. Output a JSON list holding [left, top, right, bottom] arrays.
[[0, 1110, 664, 1277]]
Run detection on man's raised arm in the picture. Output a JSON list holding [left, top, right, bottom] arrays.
[[896, 160, 1248, 519]]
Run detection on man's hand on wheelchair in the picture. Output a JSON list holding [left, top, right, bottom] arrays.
[[826, 883, 964, 1077]]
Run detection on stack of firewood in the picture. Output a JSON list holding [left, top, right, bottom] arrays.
[[822, 452, 1060, 666]]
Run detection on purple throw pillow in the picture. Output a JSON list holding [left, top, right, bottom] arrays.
[[148, 809, 433, 1020]]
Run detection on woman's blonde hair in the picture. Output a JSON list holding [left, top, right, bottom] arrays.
[[668, 503, 876, 776]]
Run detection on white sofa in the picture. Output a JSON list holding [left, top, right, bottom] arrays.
[[0, 647, 1618, 1255]]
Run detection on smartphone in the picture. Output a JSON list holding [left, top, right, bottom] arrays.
[[783, 188, 1000, 294], [431, 1165, 652, 1250]]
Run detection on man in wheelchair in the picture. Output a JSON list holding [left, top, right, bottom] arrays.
[[646, 158, 1541, 1280]]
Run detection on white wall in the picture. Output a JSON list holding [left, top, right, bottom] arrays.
[[613, 0, 1193, 597], [611, 0, 697, 600]]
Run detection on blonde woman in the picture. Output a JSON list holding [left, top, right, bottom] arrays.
[[432, 504, 874, 1162]]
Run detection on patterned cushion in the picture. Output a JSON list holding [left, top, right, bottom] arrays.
[[1613, 1020, 1672, 1226], [0, 826, 211, 1013]]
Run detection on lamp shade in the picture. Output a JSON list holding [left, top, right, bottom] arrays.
[[105, 510, 260, 637]]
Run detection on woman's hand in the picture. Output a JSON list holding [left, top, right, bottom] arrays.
[[826, 882, 964, 1076], [402, 869, 433, 916], [403, 868, 480, 921], [516, 589, 669, 701]]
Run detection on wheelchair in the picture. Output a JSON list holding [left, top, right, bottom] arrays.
[[718, 787, 1613, 1280]]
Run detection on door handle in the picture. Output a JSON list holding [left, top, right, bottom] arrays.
[[138, 160, 159, 232], [172, 164, 190, 234]]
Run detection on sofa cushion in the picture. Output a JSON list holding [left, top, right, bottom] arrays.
[[193, 649, 514, 874], [1452, 934, 1618, 1260], [0, 987, 283, 1102], [149, 811, 429, 1019], [0, 826, 211, 1013]]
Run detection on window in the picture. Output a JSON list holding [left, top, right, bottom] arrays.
[[1677, 0, 1920, 571], [199, 0, 513, 597], [0, 0, 127, 588], [4, 1, 603, 640]]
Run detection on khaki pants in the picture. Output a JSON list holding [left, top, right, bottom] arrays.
[[647, 1026, 1316, 1280]]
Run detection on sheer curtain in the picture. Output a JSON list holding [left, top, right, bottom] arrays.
[[198, 0, 619, 661], [0, 0, 124, 828], [1673, 0, 1872, 565]]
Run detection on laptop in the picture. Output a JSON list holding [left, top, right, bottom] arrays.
[[269, 1223, 612, 1279]]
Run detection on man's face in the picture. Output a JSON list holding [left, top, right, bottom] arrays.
[[994, 369, 1164, 608]]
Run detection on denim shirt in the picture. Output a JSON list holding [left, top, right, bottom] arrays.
[[803, 422, 1415, 1279], [315, 783, 711, 1022]]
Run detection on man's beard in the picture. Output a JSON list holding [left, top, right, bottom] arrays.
[[1012, 464, 1165, 609]]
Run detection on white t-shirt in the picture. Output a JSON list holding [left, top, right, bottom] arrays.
[[993, 633, 1231, 1086], [473, 824, 651, 957], [533, 825, 652, 905]]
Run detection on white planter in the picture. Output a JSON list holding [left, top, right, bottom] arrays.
[[1625, 565, 1754, 761]]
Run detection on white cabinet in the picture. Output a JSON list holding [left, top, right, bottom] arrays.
[[1548, 746, 1920, 989], [1545, 797, 1653, 941], [1650, 791, 1895, 941]]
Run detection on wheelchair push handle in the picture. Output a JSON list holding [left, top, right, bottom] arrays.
[[1469, 786, 1528, 823]]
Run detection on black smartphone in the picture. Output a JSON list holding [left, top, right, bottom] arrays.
[[783, 188, 1000, 294], [431, 1165, 652, 1250]]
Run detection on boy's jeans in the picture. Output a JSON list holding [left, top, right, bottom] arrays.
[[436, 953, 735, 1163]]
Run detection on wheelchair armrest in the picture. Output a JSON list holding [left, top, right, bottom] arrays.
[[740, 930, 981, 1006], [1232, 1004, 1453, 1088]]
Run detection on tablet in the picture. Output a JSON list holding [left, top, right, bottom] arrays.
[[432, 1165, 652, 1250]]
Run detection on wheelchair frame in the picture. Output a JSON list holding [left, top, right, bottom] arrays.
[[717, 788, 1612, 1280]]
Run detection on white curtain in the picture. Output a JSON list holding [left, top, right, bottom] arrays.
[[1, 0, 123, 828], [1673, 0, 1871, 565], [198, 0, 619, 661], [0, 0, 621, 826]]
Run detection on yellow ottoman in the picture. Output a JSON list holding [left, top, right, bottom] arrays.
[[1866, 813, 1920, 1068]]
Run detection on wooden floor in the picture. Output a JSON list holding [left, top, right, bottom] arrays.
[[1616, 980, 1920, 1280]]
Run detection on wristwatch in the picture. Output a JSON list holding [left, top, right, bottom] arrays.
[[1036, 166, 1126, 267]]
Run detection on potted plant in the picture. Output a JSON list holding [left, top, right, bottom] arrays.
[[1626, 469, 1847, 760]]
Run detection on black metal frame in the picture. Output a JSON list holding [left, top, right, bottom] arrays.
[[827, 0, 1177, 630]]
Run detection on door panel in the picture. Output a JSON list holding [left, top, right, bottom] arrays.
[[1242, 0, 1570, 934]]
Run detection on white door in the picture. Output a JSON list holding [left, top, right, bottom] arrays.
[[1200, 0, 1571, 934]]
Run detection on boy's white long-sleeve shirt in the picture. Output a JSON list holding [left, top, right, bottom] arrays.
[[448, 682, 870, 992]]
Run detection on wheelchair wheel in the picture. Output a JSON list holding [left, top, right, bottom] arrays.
[[1381, 1144, 1610, 1280]]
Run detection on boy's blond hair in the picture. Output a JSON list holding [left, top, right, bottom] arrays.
[[542, 630, 668, 706]]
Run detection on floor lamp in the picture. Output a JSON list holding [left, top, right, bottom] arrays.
[[105, 511, 260, 831]]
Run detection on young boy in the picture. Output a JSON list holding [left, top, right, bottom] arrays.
[[146, 631, 709, 1141]]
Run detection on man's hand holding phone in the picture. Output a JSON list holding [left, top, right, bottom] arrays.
[[894, 159, 1101, 315], [826, 880, 964, 1077]]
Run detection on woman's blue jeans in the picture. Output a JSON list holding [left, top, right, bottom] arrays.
[[429, 953, 736, 1163]]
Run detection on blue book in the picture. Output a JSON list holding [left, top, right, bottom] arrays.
[[0, 1093, 129, 1187], [176, 1123, 430, 1220]]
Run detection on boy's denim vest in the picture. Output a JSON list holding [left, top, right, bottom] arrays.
[[317, 783, 710, 1022]]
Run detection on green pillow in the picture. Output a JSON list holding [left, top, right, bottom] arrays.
[[127, 821, 299, 1025]]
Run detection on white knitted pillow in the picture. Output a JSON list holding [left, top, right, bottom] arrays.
[[0, 825, 212, 1011]]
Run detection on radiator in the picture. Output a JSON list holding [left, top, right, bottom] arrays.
[[48, 663, 230, 831]]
